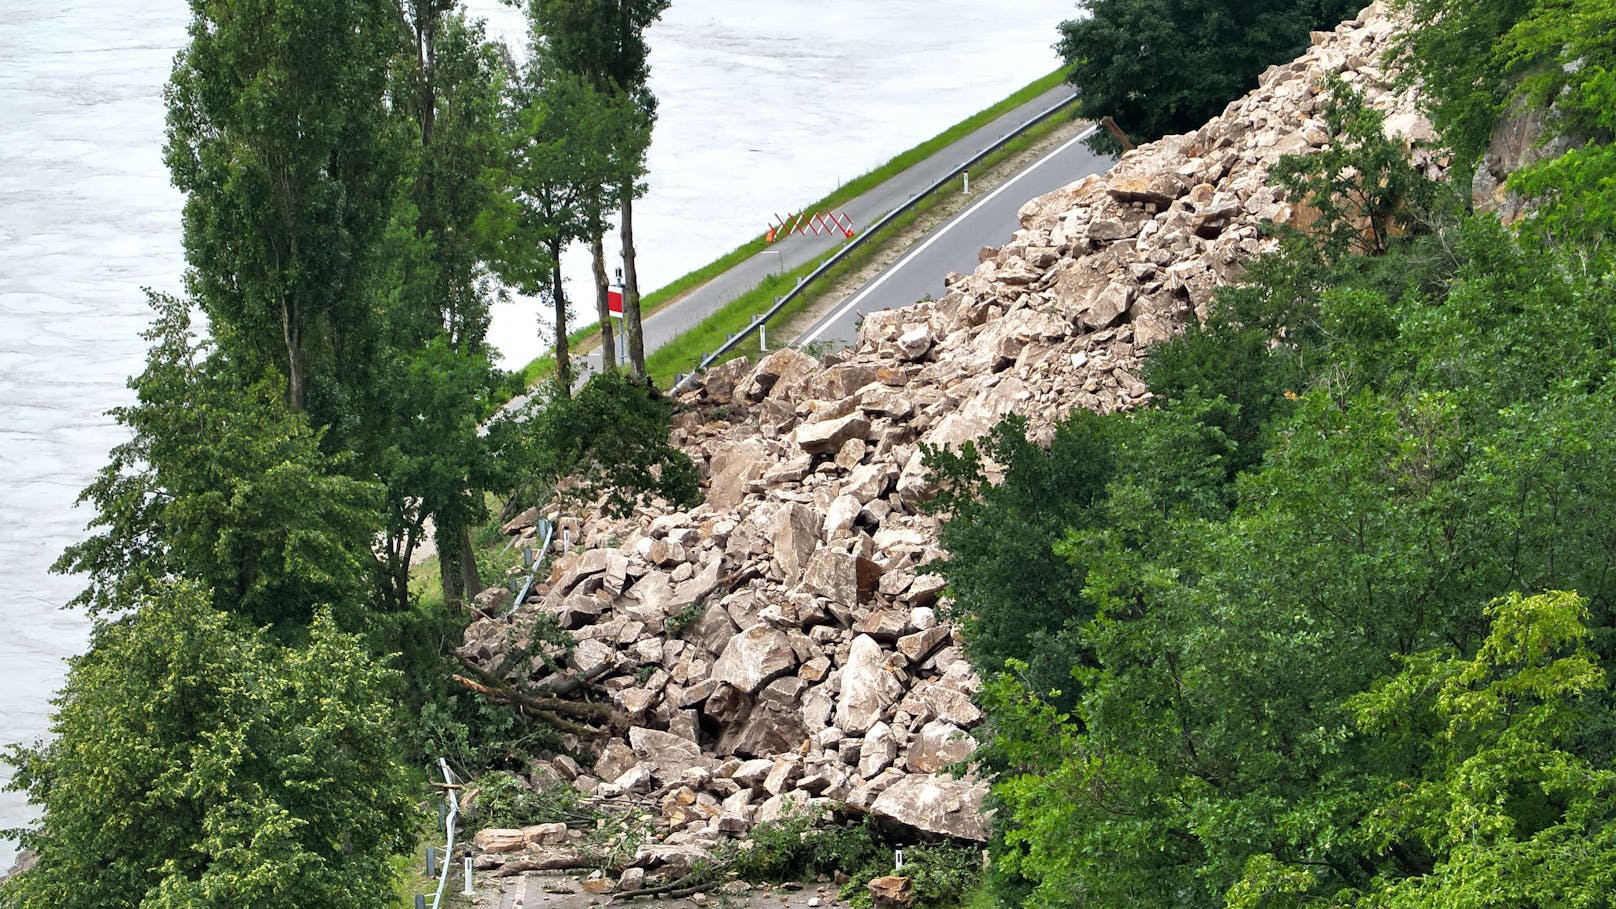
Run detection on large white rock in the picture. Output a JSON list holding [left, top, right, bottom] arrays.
[[905, 720, 976, 773], [711, 624, 798, 695], [628, 726, 712, 782], [869, 774, 989, 842], [796, 413, 871, 456], [858, 721, 898, 779], [769, 503, 823, 583], [836, 634, 905, 734]]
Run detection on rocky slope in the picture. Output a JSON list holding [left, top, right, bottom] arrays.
[[460, 1, 1441, 877]]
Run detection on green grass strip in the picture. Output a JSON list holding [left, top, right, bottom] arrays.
[[517, 68, 1069, 385]]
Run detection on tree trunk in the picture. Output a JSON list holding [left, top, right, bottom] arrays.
[[458, 524, 483, 599], [591, 233, 616, 372], [621, 181, 645, 377], [439, 544, 460, 604], [281, 297, 306, 412], [550, 239, 572, 395]]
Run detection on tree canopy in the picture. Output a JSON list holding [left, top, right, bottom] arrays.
[[945, 8, 1616, 901], [2, 585, 412, 909], [1058, 0, 1360, 147]]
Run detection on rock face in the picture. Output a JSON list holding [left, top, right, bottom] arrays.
[[462, 1, 1435, 866]]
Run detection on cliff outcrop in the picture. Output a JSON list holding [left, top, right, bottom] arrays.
[[460, 1, 1441, 877]]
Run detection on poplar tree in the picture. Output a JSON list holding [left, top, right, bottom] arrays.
[[493, 65, 642, 393], [527, 0, 668, 378], [164, 0, 403, 421], [385, 3, 513, 605]]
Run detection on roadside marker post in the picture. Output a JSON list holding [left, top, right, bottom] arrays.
[[607, 285, 626, 363]]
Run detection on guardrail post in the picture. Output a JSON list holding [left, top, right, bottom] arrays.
[[426, 845, 438, 877]]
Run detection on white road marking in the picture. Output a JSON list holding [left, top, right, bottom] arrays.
[[797, 124, 1100, 346]]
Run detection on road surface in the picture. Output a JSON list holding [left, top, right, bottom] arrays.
[[576, 83, 1081, 378], [795, 124, 1113, 348]]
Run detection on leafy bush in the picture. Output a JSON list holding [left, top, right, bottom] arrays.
[[664, 600, 707, 639], [490, 371, 700, 518], [471, 770, 594, 829], [1, 585, 412, 909], [730, 812, 886, 884]]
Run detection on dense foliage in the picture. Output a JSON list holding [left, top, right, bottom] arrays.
[[54, 298, 383, 635], [1058, 0, 1360, 147], [1, 585, 412, 909], [940, 4, 1616, 904], [497, 371, 702, 518]]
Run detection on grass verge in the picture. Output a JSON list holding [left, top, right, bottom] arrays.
[[517, 68, 1070, 386]]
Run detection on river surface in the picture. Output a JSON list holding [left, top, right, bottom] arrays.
[[0, 0, 1067, 866]]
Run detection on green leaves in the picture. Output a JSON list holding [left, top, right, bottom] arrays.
[[496, 371, 700, 518], [1057, 0, 1360, 148], [1270, 80, 1440, 261], [947, 59, 1616, 904], [166, 0, 402, 417], [55, 295, 383, 632], [2, 585, 412, 909], [1344, 593, 1616, 908]]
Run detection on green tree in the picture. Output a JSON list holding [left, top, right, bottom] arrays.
[[921, 412, 1116, 703], [491, 64, 643, 393], [527, 0, 668, 377], [1334, 591, 1616, 907], [165, 0, 403, 418], [494, 370, 699, 516], [54, 296, 382, 634], [380, 4, 516, 606], [1, 584, 412, 909], [1057, 0, 1359, 148]]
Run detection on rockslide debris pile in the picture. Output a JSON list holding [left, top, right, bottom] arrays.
[[460, 1, 1438, 877]]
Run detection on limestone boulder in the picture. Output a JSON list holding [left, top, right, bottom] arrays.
[[627, 726, 713, 782], [869, 774, 989, 842], [748, 347, 818, 401], [473, 829, 528, 854], [717, 698, 810, 759], [711, 624, 798, 694], [769, 503, 823, 583], [905, 720, 976, 773], [837, 634, 905, 734], [858, 721, 898, 779], [801, 547, 859, 607], [796, 413, 871, 455], [707, 439, 769, 509]]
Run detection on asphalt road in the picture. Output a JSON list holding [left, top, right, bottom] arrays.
[[794, 124, 1113, 348], [575, 83, 1081, 379]]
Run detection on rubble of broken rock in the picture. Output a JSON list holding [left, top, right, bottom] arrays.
[[456, 1, 1440, 879]]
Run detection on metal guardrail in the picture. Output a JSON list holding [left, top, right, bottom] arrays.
[[669, 91, 1081, 394], [510, 518, 556, 613], [430, 758, 460, 909]]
